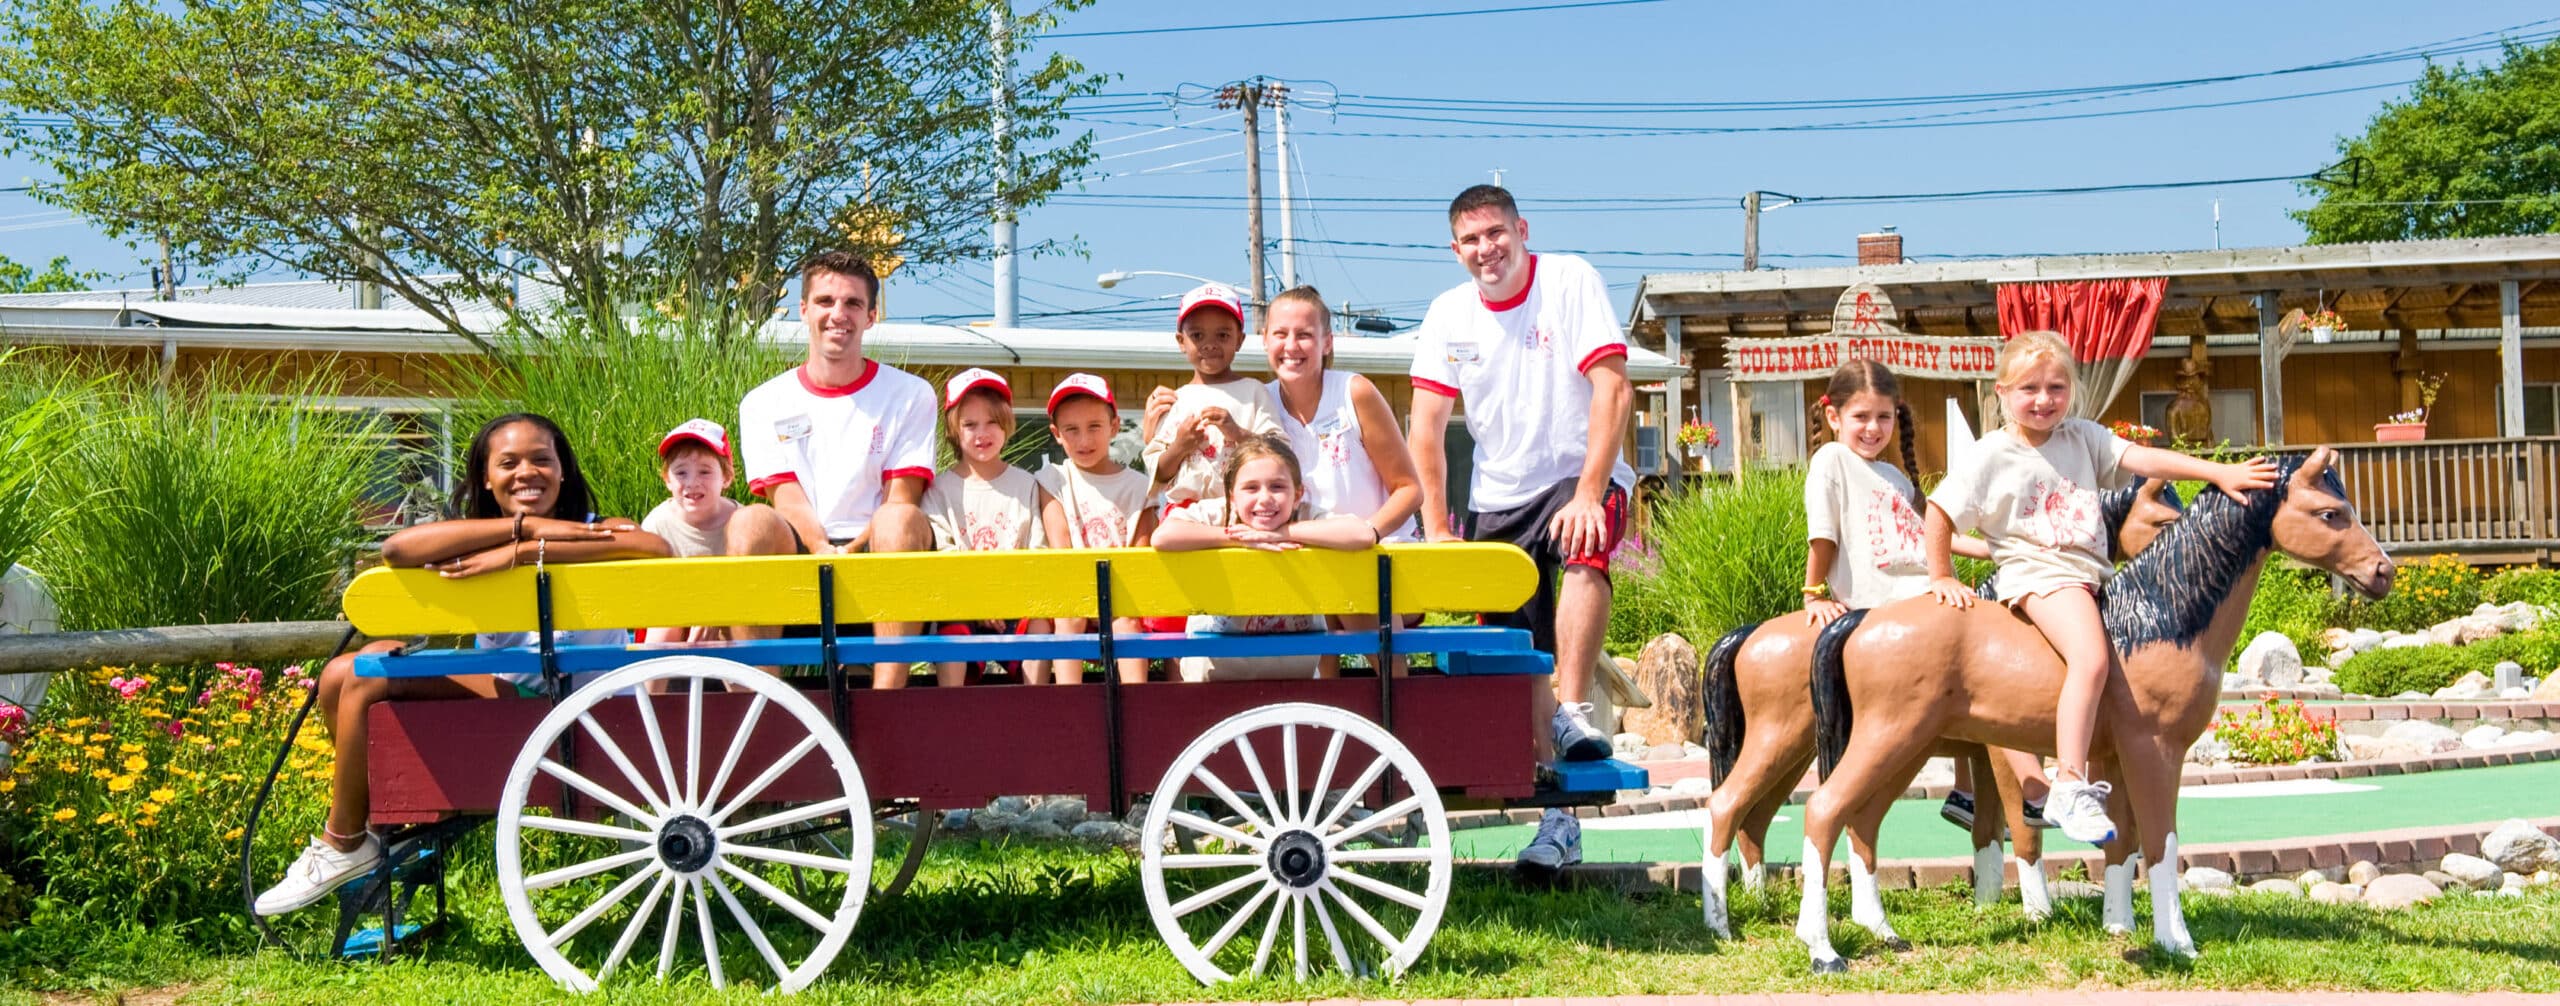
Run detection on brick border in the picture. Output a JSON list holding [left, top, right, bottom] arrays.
[[1447, 738, 2560, 833], [1458, 817, 2560, 891]]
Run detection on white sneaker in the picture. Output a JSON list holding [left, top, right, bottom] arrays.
[[2045, 779, 2118, 845], [1551, 701, 1610, 762], [1515, 809, 1583, 880], [254, 833, 384, 916]]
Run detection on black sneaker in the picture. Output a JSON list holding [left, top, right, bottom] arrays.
[[1939, 790, 1975, 830], [2021, 798, 2052, 830]]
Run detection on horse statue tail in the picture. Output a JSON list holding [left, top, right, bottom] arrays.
[[1809, 608, 1871, 781], [1702, 622, 1757, 786]]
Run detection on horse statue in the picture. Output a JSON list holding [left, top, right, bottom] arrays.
[[1791, 447, 2392, 971], [1697, 478, 2187, 938]]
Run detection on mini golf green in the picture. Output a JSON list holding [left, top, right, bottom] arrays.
[[1452, 758, 2560, 863]]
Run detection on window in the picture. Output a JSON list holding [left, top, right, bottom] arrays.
[[1632, 423, 1662, 473], [2522, 384, 2557, 437], [263, 397, 453, 530], [2139, 389, 2258, 447]]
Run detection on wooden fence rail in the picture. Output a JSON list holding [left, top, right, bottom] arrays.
[[2316, 436, 2559, 560]]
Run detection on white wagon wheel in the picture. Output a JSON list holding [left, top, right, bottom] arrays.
[[495, 655, 873, 993], [1140, 702, 1451, 986]]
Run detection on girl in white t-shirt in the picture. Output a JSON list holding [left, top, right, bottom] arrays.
[[920, 369, 1070, 684], [1799, 361, 2035, 826], [1923, 331, 2275, 847], [1153, 433, 1377, 682]]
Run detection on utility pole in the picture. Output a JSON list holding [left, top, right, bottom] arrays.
[[154, 233, 175, 301], [1221, 78, 1270, 320], [1490, 167, 1506, 188], [1273, 84, 1295, 290], [990, 1, 1019, 328], [1741, 191, 1761, 272]]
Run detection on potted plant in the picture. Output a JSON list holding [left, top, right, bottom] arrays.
[[2108, 420, 2163, 446], [1677, 418, 1721, 473], [2375, 372, 2444, 442], [2305, 308, 2345, 345]]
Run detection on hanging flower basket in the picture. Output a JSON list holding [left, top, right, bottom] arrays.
[[2305, 309, 2344, 345]]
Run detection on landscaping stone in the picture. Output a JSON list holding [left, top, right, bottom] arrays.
[[2320, 627, 2352, 651], [2423, 870, 2457, 889], [2503, 687, 2533, 700], [2222, 672, 2262, 693], [2348, 628, 2384, 651], [1023, 796, 1087, 828], [2441, 852, 2502, 889], [2363, 873, 2441, 910], [2348, 860, 2382, 886], [2454, 617, 2505, 646], [2433, 670, 2493, 700], [1642, 743, 1687, 762], [1611, 732, 1645, 755], [2382, 720, 2462, 753], [2380, 633, 2432, 650], [1618, 633, 1700, 746], [2426, 620, 2464, 647], [2503, 872, 2530, 892], [2182, 865, 2235, 891], [2480, 818, 2560, 874], [2538, 675, 2560, 702], [2305, 666, 2335, 685], [2326, 648, 2355, 669], [1070, 819, 1139, 848], [2295, 869, 2331, 889], [2308, 881, 2360, 905], [2461, 725, 2508, 750], [1670, 775, 1713, 796], [2248, 878, 2303, 897], [2055, 880, 2103, 899], [1911, 757, 1955, 790], [2239, 632, 2304, 688], [2496, 661, 2525, 693], [2187, 735, 2231, 766]]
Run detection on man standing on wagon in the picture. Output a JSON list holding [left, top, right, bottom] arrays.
[[725, 250, 941, 686], [1407, 184, 1635, 879]]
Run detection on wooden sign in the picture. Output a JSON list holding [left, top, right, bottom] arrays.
[[1724, 282, 2003, 383]]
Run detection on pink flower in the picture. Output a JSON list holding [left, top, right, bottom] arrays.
[[165, 720, 185, 738], [214, 662, 235, 673], [0, 701, 24, 739], [281, 664, 306, 679], [109, 676, 148, 700]]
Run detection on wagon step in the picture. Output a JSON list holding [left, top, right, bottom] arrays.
[[1520, 758, 1649, 807], [338, 922, 429, 959]]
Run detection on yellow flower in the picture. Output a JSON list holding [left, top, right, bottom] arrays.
[[87, 732, 110, 743], [118, 742, 143, 754], [91, 768, 116, 780], [122, 755, 148, 773], [149, 787, 176, 803], [82, 745, 104, 760], [0, 779, 11, 793], [229, 712, 251, 725], [219, 773, 244, 783], [221, 738, 240, 749], [107, 775, 135, 792], [222, 827, 244, 842], [137, 817, 158, 828], [140, 802, 162, 816], [94, 811, 118, 825], [62, 717, 89, 729], [52, 807, 75, 822]]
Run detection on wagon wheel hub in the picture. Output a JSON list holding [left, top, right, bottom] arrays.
[[657, 814, 717, 874], [1268, 829, 1327, 889]]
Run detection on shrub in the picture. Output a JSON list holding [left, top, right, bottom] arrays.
[[2484, 566, 2560, 609], [2469, 630, 2560, 676], [2333, 644, 2474, 697], [2239, 565, 2346, 665], [2212, 696, 2341, 765], [446, 317, 803, 521], [1610, 469, 1807, 651], [0, 661, 331, 929], [2338, 553, 2481, 633], [29, 365, 389, 630]]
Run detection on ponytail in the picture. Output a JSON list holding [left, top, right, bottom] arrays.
[[1893, 399, 1922, 507]]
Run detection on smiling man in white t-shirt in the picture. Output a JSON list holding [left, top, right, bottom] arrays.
[[725, 250, 939, 687], [1407, 185, 1636, 880]]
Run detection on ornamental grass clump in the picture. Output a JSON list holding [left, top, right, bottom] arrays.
[[0, 349, 85, 573], [0, 662, 331, 930], [2211, 696, 2341, 765], [1609, 469, 1808, 651], [30, 363, 388, 630]]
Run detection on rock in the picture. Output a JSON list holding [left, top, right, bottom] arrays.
[[2454, 617, 2505, 646], [2537, 675, 2560, 702], [2363, 873, 2441, 910], [2222, 672, 2263, 693], [2498, 886, 2525, 899], [989, 795, 1030, 816], [1611, 732, 1645, 755], [2392, 691, 2429, 700], [2480, 819, 2560, 874], [1001, 818, 1068, 840], [1069, 819, 1139, 848], [2348, 861, 2382, 886], [1670, 775, 1713, 796], [2239, 632, 2305, 688], [2490, 602, 2543, 633], [2299, 682, 2345, 700], [2503, 730, 2555, 747], [2423, 870, 2458, 889], [2296, 869, 2335, 888], [2441, 853, 2502, 889], [2054, 879, 2103, 899], [2502, 687, 2533, 700], [2306, 666, 2336, 684], [2382, 720, 2462, 753], [1618, 633, 1701, 746], [2426, 620, 2464, 646], [2462, 725, 2508, 750], [1638, 743, 1684, 762], [2183, 866, 2235, 891], [2308, 881, 2360, 905], [1911, 757, 1956, 790], [2504, 872, 2530, 892], [2319, 627, 2354, 651], [1021, 796, 1087, 829], [2248, 878, 2303, 897], [2495, 661, 2526, 693], [2433, 671, 2492, 700], [2326, 648, 2355, 668], [2539, 870, 2557, 887], [2348, 628, 2384, 651], [2187, 736, 2231, 766], [2380, 633, 2432, 650]]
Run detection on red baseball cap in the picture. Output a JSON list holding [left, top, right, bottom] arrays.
[[943, 367, 1012, 410], [657, 418, 730, 459], [1046, 373, 1116, 414], [1177, 282, 1245, 328]]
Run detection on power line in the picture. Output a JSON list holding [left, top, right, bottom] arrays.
[[1047, 0, 1663, 39]]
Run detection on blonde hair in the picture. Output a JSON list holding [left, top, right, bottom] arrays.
[[1994, 330, 2078, 392], [1266, 286, 1334, 368], [1219, 433, 1305, 521]]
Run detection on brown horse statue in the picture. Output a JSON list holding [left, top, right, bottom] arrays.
[[1791, 447, 2392, 971], [1698, 479, 2187, 938]]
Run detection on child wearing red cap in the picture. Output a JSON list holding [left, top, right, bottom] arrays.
[[640, 418, 740, 646], [1035, 373, 1153, 684], [920, 369, 1070, 684], [1141, 283, 1282, 516]]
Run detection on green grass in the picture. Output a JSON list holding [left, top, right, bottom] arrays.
[[5, 835, 2556, 1002]]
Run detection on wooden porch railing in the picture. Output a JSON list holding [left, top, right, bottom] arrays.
[[2313, 436, 2559, 557]]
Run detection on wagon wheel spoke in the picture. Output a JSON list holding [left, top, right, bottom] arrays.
[[596, 871, 673, 981], [630, 691, 684, 813], [575, 712, 669, 816], [724, 840, 861, 874], [718, 860, 836, 933], [1331, 863, 1432, 911], [1170, 867, 1274, 920], [1250, 887, 1288, 977], [709, 734, 820, 824], [691, 878, 725, 989], [719, 797, 856, 841], [700, 692, 769, 812], [1281, 725, 1302, 825], [1304, 728, 1348, 828], [1198, 879, 1282, 960], [1312, 753, 1391, 835], [546, 864, 662, 949], [1231, 732, 1288, 830], [656, 870, 688, 980], [1323, 880, 1407, 969], [537, 758, 661, 829], [1309, 888, 1356, 975], [527, 847, 658, 892], [684, 676, 705, 807], [1324, 793, 1427, 849], [709, 872, 791, 985], [1167, 810, 1269, 851], [1190, 767, 1276, 837], [518, 814, 654, 844], [1292, 895, 1309, 981]]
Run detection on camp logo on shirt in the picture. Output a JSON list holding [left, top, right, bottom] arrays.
[[1867, 489, 1925, 569], [964, 508, 1004, 552], [1523, 324, 1551, 353], [2018, 477, 2103, 551]]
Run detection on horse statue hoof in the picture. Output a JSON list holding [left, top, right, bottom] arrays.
[[1811, 955, 1849, 975], [1879, 936, 1912, 952]]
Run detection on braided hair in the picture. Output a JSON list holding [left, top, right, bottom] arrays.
[[1821, 359, 1922, 507]]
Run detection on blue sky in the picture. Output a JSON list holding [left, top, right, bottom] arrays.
[[4, 0, 2553, 329]]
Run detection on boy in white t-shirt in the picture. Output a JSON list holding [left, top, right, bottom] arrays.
[[640, 418, 741, 646], [1141, 283, 1282, 516], [724, 251, 939, 687], [1036, 374, 1154, 684]]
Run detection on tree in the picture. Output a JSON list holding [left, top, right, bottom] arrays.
[[0, 253, 88, 294], [0, 0, 1099, 351], [2294, 37, 2560, 243]]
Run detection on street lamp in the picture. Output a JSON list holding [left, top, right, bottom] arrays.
[[1095, 269, 1232, 291]]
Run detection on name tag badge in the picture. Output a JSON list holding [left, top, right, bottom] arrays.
[[775, 414, 814, 441], [1446, 342, 1482, 365], [1313, 416, 1350, 438]]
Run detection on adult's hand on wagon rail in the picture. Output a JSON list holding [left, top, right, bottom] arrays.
[[524, 516, 624, 540], [426, 542, 524, 578]]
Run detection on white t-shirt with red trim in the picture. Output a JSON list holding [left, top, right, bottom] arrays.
[[1408, 253, 1637, 512], [737, 360, 938, 542]]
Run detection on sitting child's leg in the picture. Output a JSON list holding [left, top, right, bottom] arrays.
[[2019, 586, 2118, 844], [1113, 616, 1149, 684]]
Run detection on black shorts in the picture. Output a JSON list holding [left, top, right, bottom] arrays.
[[1467, 477, 1628, 656]]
